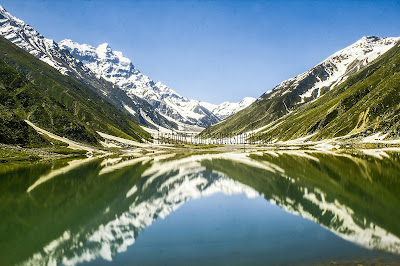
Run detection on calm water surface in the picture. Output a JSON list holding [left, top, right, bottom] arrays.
[[1, 150, 400, 265]]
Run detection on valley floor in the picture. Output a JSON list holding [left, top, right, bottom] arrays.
[[2, 121, 400, 164]]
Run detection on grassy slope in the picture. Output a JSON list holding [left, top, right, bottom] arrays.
[[202, 42, 400, 141], [0, 36, 150, 145], [257, 42, 400, 141], [200, 71, 317, 137], [200, 89, 290, 137], [0, 104, 48, 147]]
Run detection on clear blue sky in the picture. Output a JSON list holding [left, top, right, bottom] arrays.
[[2, 0, 400, 104]]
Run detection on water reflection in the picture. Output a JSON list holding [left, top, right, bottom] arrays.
[[0, 150, 399, 265], [204, 151, 400, 254]]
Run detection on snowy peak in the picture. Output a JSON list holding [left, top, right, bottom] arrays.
[[0, 7, 180, 131], [60, 39, 178, 99], [0, 5, 75, 75], [0, 4, 258, 130], [264, 35, 400, 104], [59, 39, 140, 83], [241, 96, 257, 104], [325, 35, 399, 69], [97, 43, 112, 55], [203, 35, 400, 137], [355, 35, 396, 48], [201, 97, 256, 120], [61, 39, 252, 129]]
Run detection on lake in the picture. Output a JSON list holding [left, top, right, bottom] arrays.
[[1, 150, 400, 265]]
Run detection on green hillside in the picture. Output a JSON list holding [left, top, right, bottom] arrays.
[[202, 41, 400, 142], [0, 105, 47, 147], [255, 42, 400, 141], [200, 86, 295, 138], [0, 37, 150, 146]]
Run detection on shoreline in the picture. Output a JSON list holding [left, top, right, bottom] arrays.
[[2, 140, 400, 164], [1, 120, 399, 163]]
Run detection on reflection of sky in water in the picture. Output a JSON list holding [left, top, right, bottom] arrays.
[[2, 151, 400, 265], [88, 193, 389, 265]]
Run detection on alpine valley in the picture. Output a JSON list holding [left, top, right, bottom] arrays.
[[2, 2, 400, 266], [0, 3, 400, 148], [59, 40, 255, 130], [0, 5, 254, 141]]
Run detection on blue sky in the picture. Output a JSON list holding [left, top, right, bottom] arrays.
[[2, 0, 400, 104]]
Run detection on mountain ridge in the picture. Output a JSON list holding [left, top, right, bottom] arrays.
[[251, 40, 400, 142], [0, 5, 179, 131], [0, 32, 151, 144], [201, 35, 400, 138], [59, 39, 255, 130]]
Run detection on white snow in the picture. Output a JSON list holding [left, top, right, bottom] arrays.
[[201, 97, 256, 120], [59, 39, 255, 129], [25, 153, 262, 265], [0, 6, 255, 131], [0, 6, 89, 76], [263, 36, 400, 105], [299, 36, 400, 102], [123, 104, 136, 116]]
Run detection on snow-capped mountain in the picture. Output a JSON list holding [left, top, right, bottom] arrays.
[[263, 36, 400, 103], [202, 97, 256, 120], [59, 39, 254, 129], [203, 35, 400, 136], [0, 5, 254, 131], [0, 5, 179, 130], [0, 5, 82, 76]]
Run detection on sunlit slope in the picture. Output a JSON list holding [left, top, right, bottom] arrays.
[[259, 42, 400, 141], [201, 37, 400, 140], [0, 104, 47, 146], [0, 36, 150, 145]]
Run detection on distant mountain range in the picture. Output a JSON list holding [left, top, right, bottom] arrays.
[[0, 5, 179, 134], [201, 36, 400, 142], [0, 5, 254, 137], [1, 3, 400, 145], [59, 39, 255, 130]]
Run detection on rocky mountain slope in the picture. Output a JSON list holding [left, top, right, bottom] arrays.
[[59, 39, 255, 130], [0, 5, 255, 132], [251, 40, 400, 142], [0, 5, 177, 131], [0, 34, 151, 145], [201, 36, 400, 137]]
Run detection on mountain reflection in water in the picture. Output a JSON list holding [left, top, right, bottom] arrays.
[[0, 150, 400, 265]]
